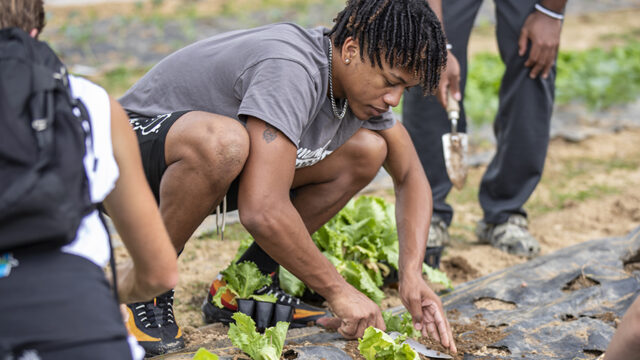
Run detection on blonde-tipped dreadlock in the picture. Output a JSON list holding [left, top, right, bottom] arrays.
[[329, 0, 447, 95]]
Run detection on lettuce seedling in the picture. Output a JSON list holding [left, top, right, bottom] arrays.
[[228, 312, 289, 360], [358, 326, 419, 360], [382, 311, 421, 339], [212, 261, 276, 307]]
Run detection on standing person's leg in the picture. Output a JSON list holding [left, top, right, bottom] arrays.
[[401, 0, 483, 258], [476, 0, 555, 256]]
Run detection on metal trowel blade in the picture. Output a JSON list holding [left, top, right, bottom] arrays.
[[442, 132, 468, 190], [388, 331, 453, 359]]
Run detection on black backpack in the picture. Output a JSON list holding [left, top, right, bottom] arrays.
[[0, 27, 94, 251]]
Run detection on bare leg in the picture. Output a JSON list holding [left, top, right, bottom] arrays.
[[292, 128, 387, 233], [160, 111, 249, 251]]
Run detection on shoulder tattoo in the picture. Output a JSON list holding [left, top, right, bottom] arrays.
[[263, 124, 278, 143]]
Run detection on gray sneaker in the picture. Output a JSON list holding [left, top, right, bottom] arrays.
[[476, 214, 540, 258], [428, 215, 450, 247]]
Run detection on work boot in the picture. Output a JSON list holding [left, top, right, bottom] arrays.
[[125, 289, 184, 357], [202, 272, 331, 328], [476, 214, 540, 258], [425, 215, 450, 268]]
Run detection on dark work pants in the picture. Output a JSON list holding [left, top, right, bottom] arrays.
[[403, 0, 556, 225]]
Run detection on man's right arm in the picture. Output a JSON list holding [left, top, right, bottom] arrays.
[[237, 116, 385, 339]]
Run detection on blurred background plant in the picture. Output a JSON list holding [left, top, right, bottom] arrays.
[[42, 0, 640, 120], [465, 39, 640, 126]]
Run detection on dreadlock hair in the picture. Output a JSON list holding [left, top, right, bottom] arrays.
[[328, 0, 447, 95], [0, 0, 46, 36]]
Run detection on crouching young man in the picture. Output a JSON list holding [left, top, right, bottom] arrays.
[[119, 0, 457, 355]]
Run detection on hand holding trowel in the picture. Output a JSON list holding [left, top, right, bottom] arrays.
[[441, 91, 468, 190]]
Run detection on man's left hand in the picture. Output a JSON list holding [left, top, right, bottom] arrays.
[[399, 273, 457, 354], [518, 11, 563, 79]]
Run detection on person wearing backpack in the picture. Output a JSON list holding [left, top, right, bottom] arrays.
[[0, 1, 178, 359]]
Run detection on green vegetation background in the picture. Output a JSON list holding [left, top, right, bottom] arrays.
[[45, 0, 640, 120]]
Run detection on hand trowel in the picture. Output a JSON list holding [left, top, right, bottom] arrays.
[[441, 91, 468, 190], [388, 331, 453, 359]]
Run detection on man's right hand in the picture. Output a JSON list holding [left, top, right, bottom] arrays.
[[317, 284, 385, 339], [436, 50, 461, 109]]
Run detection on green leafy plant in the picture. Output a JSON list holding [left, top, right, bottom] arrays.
[[464, 40, 640, 126], [211, 261, 276, 307], [192, 348, 219, 360], [228, 312, 289, 360], [382, 311, 421, 339], [358, 326, 419, 360], [279, 196, 452, 304], [555, 41, 640, 110], [278, 266, 306, 297]]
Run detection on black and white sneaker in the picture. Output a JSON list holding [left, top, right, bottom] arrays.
[[125, 289, 184, 357]]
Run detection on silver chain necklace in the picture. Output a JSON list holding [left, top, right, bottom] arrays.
[[328, 39, 348, 120]]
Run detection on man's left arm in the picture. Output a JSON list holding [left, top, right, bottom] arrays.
[[378, 122, 457, 354], [519, 0, 568, 79]]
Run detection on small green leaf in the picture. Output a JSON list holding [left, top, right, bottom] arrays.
[[382, 311, 421, 339], [250, 293, 277, 303], [278, 266, 306, 297], [192, 347, 219, 360], [422, 263, 453, 290], [212, 284, 230, 308]]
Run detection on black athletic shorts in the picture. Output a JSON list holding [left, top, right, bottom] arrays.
[[0, 248, 132, 360], [127, 111, 240, 211]]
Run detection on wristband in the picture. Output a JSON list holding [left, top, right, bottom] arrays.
[[534, 3, 564, 20], [446, 43, 453, 50]]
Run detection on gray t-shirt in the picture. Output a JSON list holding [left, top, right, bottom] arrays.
[[119, 23, 395, 168]]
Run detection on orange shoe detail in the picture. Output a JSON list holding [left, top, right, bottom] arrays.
[[210, 278, 238, 310], [125, 306, 160, 343], [293, 308, 328, 320]]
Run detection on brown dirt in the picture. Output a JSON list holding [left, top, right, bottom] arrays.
[[421, 314, 510, 360], [562, 274, 601, 292], [441, 256, 480, 283]]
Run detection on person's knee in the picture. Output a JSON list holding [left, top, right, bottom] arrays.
[[168, 111, 249, 182], [344, 129, 387, 183]]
